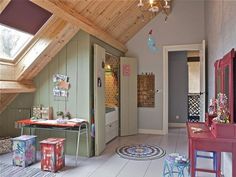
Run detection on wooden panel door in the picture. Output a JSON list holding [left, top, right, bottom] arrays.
[[94, 44, 106, 155], [120, 57, 138, 136]]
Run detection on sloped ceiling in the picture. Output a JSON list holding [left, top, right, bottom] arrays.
[[32, 0, 163, 45], [48, 0, 152, 44], [0, 0, 169, 112]]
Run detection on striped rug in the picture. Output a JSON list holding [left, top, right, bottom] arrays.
[[0, 163, 56, 177]]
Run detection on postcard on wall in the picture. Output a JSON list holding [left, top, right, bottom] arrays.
[[122, 64, 131, 77], [53, 74, 70, 97]]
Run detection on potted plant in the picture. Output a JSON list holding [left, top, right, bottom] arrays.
[[64, 111, 71, 120], [211, 93, 233, 138], [214, 93, 230, 123], [56, 111, 64, 119]]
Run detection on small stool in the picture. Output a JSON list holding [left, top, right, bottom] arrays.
[[194, 151, 220, 177], [163, 153, 189, 177], [40, 138, 65, 172], [12, 135, 37, 167]]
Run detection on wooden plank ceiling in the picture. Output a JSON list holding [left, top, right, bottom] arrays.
[[0, 0, 166, 112], [34, 0, 157, 44]]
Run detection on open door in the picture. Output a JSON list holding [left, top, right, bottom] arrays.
[[199, 40, 206, 121], [94, 44, 106, 156], [120, 57, 138, 136]]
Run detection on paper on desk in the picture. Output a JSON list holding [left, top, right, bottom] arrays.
[[68, 118, 86, 123], [191, 127, 203, 133], [35, 120, 58, 124]]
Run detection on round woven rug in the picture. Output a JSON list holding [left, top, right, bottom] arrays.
[[116, 144, 166, 160]]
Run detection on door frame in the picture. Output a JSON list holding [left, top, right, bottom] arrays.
[[163, 43, 204, 134]]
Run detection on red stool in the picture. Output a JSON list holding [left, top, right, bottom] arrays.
[[40, 138, 65, 172]]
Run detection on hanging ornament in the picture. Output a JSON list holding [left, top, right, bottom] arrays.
[[147, 29, 158, 52]]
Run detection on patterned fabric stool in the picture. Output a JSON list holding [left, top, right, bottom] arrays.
[[12, 135, 37, 167], [163, 153, 189, 177], [40, 138, 65, 172]]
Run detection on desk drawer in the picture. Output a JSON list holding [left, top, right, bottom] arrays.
[[195, 141, 233, 152], [106, 121, 118, 143]]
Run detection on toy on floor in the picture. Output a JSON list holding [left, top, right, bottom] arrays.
[[163, 153, 189, 177]]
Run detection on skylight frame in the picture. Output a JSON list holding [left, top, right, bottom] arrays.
[[0, 24, 34, 63]]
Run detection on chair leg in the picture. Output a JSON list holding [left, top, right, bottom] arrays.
[[163, 161, 167, 177]]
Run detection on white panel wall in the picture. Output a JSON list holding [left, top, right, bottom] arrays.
[[205, 1, 236, 176], [126, 0, 205, 131]]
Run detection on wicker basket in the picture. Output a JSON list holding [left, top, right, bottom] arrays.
[[0, 137, 12, 154]]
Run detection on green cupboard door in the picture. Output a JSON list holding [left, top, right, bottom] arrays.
[[120, 57, 138, 136], [94, 44, 106, 156]]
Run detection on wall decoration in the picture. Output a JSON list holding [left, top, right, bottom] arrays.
[[53, 74, 70, 97], [32, 105, 41, 118], [32, 106, 52, 120], [138, 73, 155, 107], [41, 107, 53, 120], [122, 64, 131, 77], [147, 30, 158, 52]]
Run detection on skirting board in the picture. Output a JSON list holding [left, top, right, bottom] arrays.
[[138, 129, 166, 135], [168, 123, 186, 128]]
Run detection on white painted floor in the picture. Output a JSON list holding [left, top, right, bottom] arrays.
[[0, 128, 217, 177]]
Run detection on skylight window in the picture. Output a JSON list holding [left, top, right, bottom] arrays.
[[0, 24, 33, 61]]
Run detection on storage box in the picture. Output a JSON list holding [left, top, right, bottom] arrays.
[[0, 137, 12, 154], [211, 121, 235, 138], [12, 135, 37, 167], [40, 138, 65, 172]]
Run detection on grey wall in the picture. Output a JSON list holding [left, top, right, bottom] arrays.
[[205, 1, 236, 176], [0, 93, 34, 137], [168, 51, 188, 123], [126, 0, 205, 131]]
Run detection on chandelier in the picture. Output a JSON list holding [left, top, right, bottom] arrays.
[[137, 0, 172, 21]]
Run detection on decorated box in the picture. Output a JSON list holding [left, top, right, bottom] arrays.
[[40, 138, 65, 172], [12, 135, 37, 167]]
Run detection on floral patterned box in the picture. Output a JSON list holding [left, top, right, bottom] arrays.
[[12, 135, 37, 167], [0, 137, 12, 154], [40, 138, 65, 172]]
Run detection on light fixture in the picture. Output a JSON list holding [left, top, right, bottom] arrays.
[[105, 64, 112, 73], [137, 0, 172, 21]]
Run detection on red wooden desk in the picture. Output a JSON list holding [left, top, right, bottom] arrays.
[[16, 119, 89, 165], [187, 122, 236, 177]]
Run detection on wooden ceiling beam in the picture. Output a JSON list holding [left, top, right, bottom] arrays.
[[0, 80, 36, 93], [23, 23, 80, 80], [31, 0, 127, 53], [0, 0, 10, 14], [15, 16, 79, 80], [0, 62, 15, 81]]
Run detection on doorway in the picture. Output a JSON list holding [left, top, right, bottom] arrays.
[[104, 53, 120, 143], [187, 52, 201, 122], [163, 41, 205, 134]]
